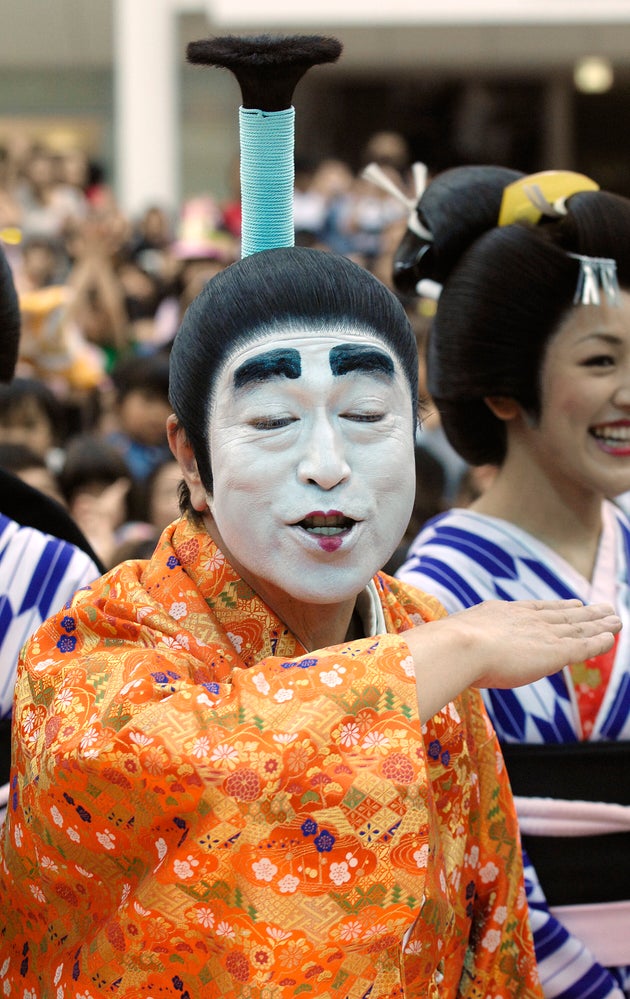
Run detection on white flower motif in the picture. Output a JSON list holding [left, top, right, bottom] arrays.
[[96, 829, 116, 851], [320, 669, 343, 688], [227, 631, 243, 653], [339, 920, 363, 941], [329, 862, 351, 886], [56, 689, 73, 708], [482, 928, 502, 952], [40, 856, 58, 872], [252, 672, 270, 696], [161, 636, 184, 651], [173, 855, 199, 879], [134, 901, 150, 916], [75, 866, 93, 879], [404, 940, 424, 955], [1, 957, 9, 976], [216, 920, 235, 939], [66, 826, 80, 843], [494, 905, 508, 925], [23, 708, 40, 736], [196, 907, 215, 929], [362, 731, 389, 750], [29, 883, 46, 903], [278, 874, 299, 894], [339, 722, 361, 747], [156, 837, 167, 861], [121, 883, 131, 905], [50, 805, 63, 828], [274, 688, 293, 703], [54, 964, 63, 985], [204, 550, 225, 571], [272, 733, 298, 745], [169, 601, 187, 620], [56, 988, 64, 999], [129, 731, 153, 747], [479, 861, 499, 884], [191, 736, 211, 759], [253, 858, 278, 882], [14, 823, 23, 848], [413, 844, 429, 869], [266, 927, 291, 941], [211, 743, 239, 766], [400, 655, 415, 677], [175, 633, 190, 650], [468, 845, 479, 868], [364, 923, 388, 940]]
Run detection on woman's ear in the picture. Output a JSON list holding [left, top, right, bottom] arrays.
[[166, 414, 208, 512], [484, 396, 521, 422]]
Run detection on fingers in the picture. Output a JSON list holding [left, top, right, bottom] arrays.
[[467, 598, 622, 691]]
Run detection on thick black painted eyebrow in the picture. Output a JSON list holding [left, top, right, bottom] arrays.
[[329, 343, 395, 378], [233, 348, 302, 389]]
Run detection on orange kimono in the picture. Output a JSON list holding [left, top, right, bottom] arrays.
[[0, 517, 541, 998]]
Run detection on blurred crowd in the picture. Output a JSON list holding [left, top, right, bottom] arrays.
[[0, 129, 476, 573]]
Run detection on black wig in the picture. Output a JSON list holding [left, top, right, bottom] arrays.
[[169, 246, 418, 493]]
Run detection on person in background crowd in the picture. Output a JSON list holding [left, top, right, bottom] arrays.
[[0, 440, 66, 506], [0, 374, 65, 467], [105, 350, 173, 481]]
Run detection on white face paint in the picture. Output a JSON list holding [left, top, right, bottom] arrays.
[[206, 327, 416, 610]]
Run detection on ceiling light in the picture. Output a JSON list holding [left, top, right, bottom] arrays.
[[574, 56, 614, 94]]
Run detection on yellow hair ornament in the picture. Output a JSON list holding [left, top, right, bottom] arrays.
[[0, 227, 22, 245], [498, 170, 599, 227]]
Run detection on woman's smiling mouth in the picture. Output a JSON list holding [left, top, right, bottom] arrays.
[[591, 422, 630, 454]]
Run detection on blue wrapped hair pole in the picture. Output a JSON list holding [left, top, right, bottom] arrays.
[[239, 106, 295, 257], [187, 35, 342, 258]]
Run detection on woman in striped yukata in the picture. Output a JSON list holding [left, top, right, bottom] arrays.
[[394, 165, 630, 999]]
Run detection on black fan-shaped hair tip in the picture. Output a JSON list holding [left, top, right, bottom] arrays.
[[186, 35, 343, 111]]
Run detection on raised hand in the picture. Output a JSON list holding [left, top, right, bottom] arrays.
[[404, 598, 621, 722]]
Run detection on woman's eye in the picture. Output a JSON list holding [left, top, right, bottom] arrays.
[[582, 354, 615, 367]]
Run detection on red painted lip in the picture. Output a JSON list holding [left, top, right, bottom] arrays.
[[293, 509, 358, 553], [303, 510, 344, 519], [594, 440, 630, 456], [591, 425, 630, 456]]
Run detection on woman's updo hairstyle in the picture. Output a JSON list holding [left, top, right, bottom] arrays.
[[414, 166, 630, 466]]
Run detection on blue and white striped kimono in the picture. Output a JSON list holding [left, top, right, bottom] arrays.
[[398, 500, 630, 999], [0, 512, 100, 718]]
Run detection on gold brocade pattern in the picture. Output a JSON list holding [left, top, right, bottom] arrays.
[[0, 517, 541, 998]]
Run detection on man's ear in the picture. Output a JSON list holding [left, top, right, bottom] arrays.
[[166, 414, 208, 512], [484, 396, 521, 421]]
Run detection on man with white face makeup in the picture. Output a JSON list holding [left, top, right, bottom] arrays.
[[0, 34, 622, 999]]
